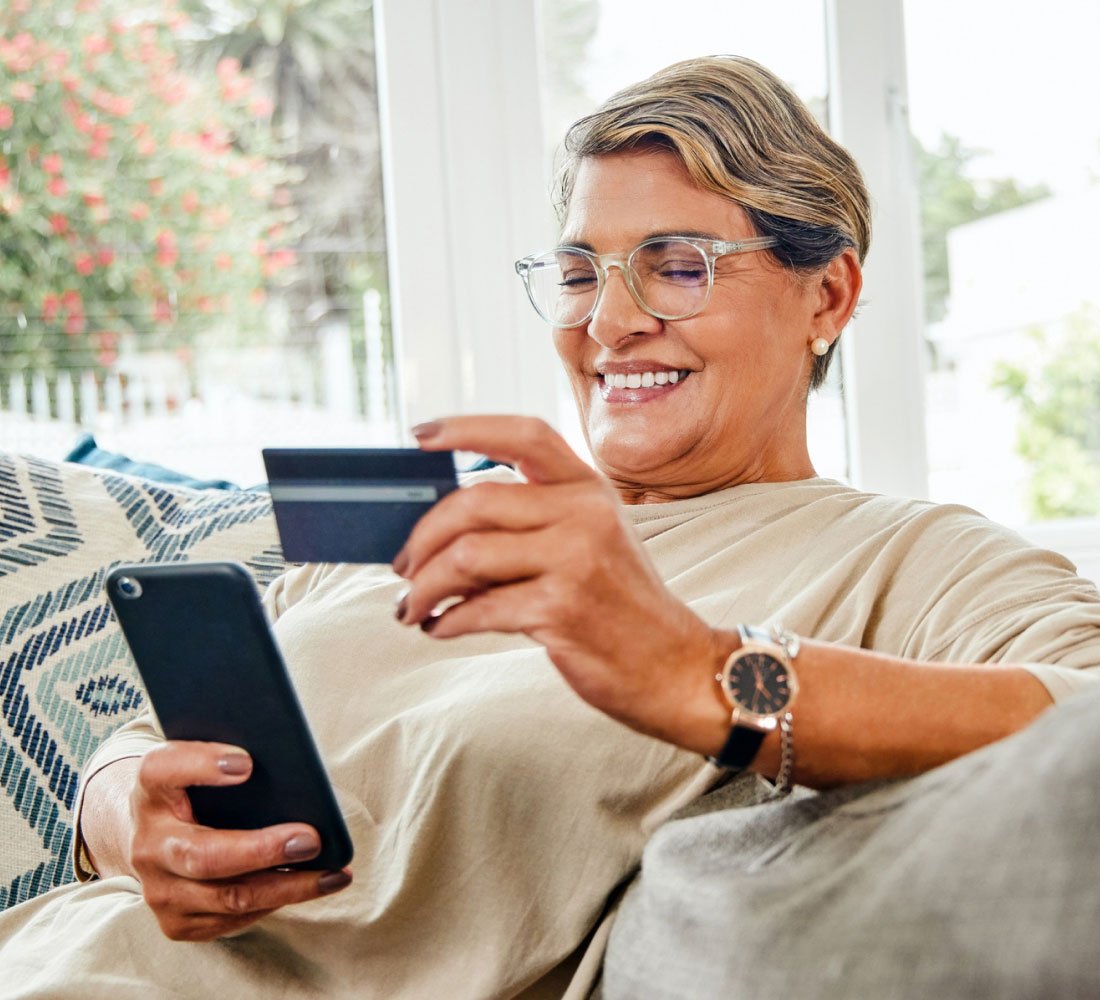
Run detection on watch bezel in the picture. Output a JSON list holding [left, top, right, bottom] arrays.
[[717, 638, 799, 730]]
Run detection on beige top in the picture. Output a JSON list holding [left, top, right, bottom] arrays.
[[3, 477, 1098, 999]]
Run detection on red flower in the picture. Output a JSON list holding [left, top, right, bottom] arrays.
[[215, 57, 242, 82], [66, 313, 87, 336], [153, 298, 173, 324], [148, 177, 165, 197], [50, 214, 69, 234], [47, 177, 67, 197], [129, 202, 150, 221], [96, 247, 115, 267], [61, 289, 82, 311], [42, 294, 61, 324], [155, 230, 178, 267], [180, 190, 200, 214], [75, 254, 96, 276], [42, 153, 64, 175], [0, 105, 13, 129], [0, 159, 9, 187], [214, 252, 233, 271], [83, 35, 112, 57]]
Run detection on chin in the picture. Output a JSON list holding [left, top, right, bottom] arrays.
[[587, 425, 685, 479]]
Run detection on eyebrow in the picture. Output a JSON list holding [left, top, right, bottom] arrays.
[[557, 229, 723, 251]]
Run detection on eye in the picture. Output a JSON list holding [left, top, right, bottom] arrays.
[[558, 264, 598, 293], [655, 260, 708, 285], [633, 240, 709, 286]]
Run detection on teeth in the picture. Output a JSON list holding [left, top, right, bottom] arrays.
[[603, 370, 686, 390]]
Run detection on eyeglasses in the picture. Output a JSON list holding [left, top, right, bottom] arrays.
[[514, 235, 778, 328]]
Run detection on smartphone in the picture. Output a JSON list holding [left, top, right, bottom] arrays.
[[105, 561, 353, 870], [262, 447, 459, 564]]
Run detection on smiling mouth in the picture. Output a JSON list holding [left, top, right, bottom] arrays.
[[600, 369, 691, 390]]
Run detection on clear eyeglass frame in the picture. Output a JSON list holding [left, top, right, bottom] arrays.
[[514, 235, 779, 328]]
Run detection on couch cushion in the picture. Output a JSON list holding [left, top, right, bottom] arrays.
[[0, 452, 284, 910]]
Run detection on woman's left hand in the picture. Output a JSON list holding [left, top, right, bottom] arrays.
[[392, 415, 729, 754]]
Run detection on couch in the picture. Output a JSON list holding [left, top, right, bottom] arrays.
[[0, 449, 286, 910]]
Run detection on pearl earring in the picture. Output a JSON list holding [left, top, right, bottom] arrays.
[[810, 338, 830, 357]]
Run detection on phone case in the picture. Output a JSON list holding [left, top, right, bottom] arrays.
[[106, 561, 353, 870]]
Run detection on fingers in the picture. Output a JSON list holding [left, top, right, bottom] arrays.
[[397, 479, 594, 578], [129, 740, 354, 941], [151, 821, 326, 881], [411, 415, 593, 485], [397, 526, 550, 625], [150, 867, 353, 942], [138, 741, 251, 797]]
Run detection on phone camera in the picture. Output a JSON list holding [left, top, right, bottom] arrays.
[[116, 576, 143, 600]]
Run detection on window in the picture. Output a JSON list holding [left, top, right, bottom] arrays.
[[904, 0, 1100, 577], [0, 0, 392, 485]]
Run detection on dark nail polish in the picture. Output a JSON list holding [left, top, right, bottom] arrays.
[[410, 420, 442, 440], [420, 614, 439, 634], [284, 834, 320, 861], [318, 870, 352, 894], [395, 595, 408, 622]]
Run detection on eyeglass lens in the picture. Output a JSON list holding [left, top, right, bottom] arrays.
[[525, 239, 710, 326]]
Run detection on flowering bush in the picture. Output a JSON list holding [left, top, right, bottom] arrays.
[[0, 0, 295, 375]]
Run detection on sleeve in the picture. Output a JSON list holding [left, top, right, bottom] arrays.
[[887, 505, 1100, 704], [71, 712, 164, 881]]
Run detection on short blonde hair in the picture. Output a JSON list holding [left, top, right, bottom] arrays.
[[555, 55, 871, 389]]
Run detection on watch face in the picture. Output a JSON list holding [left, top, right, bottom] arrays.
[[725, 651, 791, 716]]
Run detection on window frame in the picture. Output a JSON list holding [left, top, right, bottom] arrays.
[[372, 0, 1098, 580]]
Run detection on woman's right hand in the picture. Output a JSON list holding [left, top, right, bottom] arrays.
[[86, 741, 352, 941]]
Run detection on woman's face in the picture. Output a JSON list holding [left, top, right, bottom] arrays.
[[554, 150, 830, 501]]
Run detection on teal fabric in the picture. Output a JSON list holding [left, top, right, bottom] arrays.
[[63, 434, 242, 492], [0, 452, 285, 910]]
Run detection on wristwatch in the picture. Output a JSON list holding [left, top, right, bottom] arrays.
[[709, 624, 799, 771]]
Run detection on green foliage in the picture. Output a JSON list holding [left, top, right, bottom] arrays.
[[179, 0, 385, 315], [916, 133, 1049, 324], [0, 0, 295, 375], [993, 306, 1100, 519]]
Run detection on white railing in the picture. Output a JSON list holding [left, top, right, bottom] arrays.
[[1, 293, 402, 486]]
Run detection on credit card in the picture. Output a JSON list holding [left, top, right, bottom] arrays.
[[262, 448, 459, 564]]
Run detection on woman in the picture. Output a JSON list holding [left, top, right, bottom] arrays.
[[2, 56, 1098, 998]]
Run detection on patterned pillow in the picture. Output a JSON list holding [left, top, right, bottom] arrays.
[[0, 452, 285, 910]]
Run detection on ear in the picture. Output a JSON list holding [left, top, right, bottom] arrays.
[[810, 248, 862, 344]]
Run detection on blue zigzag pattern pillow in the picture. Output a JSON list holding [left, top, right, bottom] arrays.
[[0, 453, 285, 910]]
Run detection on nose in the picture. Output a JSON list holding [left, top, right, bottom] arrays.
[[585, 263, 663, 348]]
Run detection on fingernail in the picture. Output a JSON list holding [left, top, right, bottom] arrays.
[[395, 595, 409, 623], [420, 614, 439, 634], [318, 870, 352, 894], [410, 420, 442, 440], [218, 753, 251, 776], [392, 550, 409, 576], [284, 834, 320, 861]]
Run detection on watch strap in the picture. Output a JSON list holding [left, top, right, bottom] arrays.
[[709, 724, 766, 771]]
